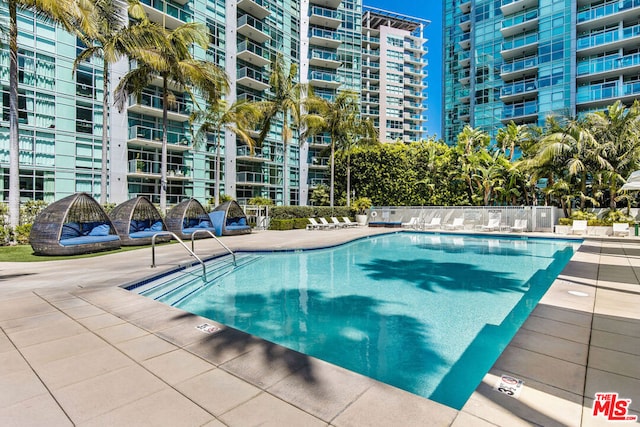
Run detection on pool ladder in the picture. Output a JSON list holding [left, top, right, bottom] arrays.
[[150, 231, 236, 279]]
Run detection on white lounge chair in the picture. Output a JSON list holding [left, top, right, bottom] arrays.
[[511, 219, 528, 232], [612, 222, 630, 237], [571, 220, 588, 235], [423, 217, 442, 230], [306, 218, 323, 230], [444, 217, 464, 230], [481, 215, 501, 231], [342, 217, 360, 227], [402, 217, 419, 228], [330, 217, 348, 228], [318, 217, 337, 229]]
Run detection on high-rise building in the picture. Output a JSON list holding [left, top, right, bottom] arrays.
[[443, 0, 640, 144], [362, 7, 430, 143], [0, 0, 429, 207]]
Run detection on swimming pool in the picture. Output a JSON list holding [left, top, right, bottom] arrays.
[[131, 232, 580, 409]]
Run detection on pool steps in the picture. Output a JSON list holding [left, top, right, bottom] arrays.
[[135, 253, 262, 306]]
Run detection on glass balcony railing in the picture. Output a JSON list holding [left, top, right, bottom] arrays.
[[362, 35, 380, 44], [309, 28, 341, 41], [501, 55, 538, 74], [577, 23, 640, 50], [237, 66, 269, 84], [237, 171, 281, 185], [577, 0, 640, 23], [237, 14, 265, 33], [309, 70, 341, 83], [577, 51, 640, 76], [129, 92, 190, 115], [129, 124, 191, 145], [502, 32, 538, 51], [310, 49, 339, 62], [237, 40, 269, 61], [310, 5, 340, 20], [502, 100, 537, 119], [362, 61, 380, 68], [502, 8, 538, 29], [501, 79, 537, 97], [139, 0, 193, 23]]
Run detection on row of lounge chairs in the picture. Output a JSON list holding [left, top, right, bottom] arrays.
[[307, 217, 360, 230], [401, 215, 529, 232]]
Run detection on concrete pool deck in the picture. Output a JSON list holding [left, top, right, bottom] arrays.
[[0, 228, 638, 426]]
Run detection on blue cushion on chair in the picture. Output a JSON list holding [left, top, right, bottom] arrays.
[[150, 221, 163, 231], [239, 218, 247, 226], [61, 222, 82, 240], [198, 221, 212, 228], [88, 224, 110, 236]]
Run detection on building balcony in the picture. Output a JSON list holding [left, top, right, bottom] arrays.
[[500, 78, 538, 102], [128, 159, 192, 181], [501, 33, 538, 60], [405, 65, 426, 76], [237, 146, 269, 162], [404, 89, 425, 99], [459, 1, 471, 14], [237, 40, 270, 67], [576, 79, 640, 108], [309, 28, 341, 49], [362, 61, 380, 71], [500, 0, 538, 16], [361, 108, 379, 116], [458, 33, 471, 50], [404, 100, 425, 110], [309, 134, 331, 147], [308, 156, 330, 169], [309, 49, 342, 69], [362, 96, 379, 104], [237, 92, 265, 103], [139, 0, 192, 29], [458, 51, 471, 67], [577, 0, 640, 31], [500, 55, 538, 80], [361, 83, 379, 92], [577, 51, 640, 81], [459, 14, 471, 32], [237, 0, 270, 20], [501, 99, 538, 123], [404, 53, 422, 65], [237, 66, 270, 91], [128, 125, 191, 151], [308, 177, 329, 188], [404, 40, 426, 54], [500, 9, 538, 38], [404, 78, 423, 88], [127, 93, 190, 122], [362, 48, 380, 58], [309, 0, 341, 9], [577, 22, 640, 56], [309, 70, 341, 89], [309, 5, 341, 29], [237, 14, 270, 44], [236, 171, 280, 186]]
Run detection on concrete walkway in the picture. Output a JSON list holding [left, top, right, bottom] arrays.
[[0, 228, 638, 426]]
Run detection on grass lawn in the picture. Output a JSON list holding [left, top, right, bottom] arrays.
[[0, 242, 174, 262]]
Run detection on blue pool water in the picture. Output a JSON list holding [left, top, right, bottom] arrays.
[[133, 233, 580, 409]]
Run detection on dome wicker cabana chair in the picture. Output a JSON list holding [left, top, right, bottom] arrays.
[[109, 196, 171, 246], [165, 198, 216, 240], [29, 192, 121, 255], [208, 200, 252, 236]]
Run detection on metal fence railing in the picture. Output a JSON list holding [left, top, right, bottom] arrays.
[[366, 206, 560, 232]]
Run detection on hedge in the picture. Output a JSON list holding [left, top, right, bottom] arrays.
[[270, 206, 353, 219]]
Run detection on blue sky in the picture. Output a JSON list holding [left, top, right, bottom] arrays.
[[363, 1, 442, 138]]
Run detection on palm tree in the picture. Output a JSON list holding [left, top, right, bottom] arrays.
[[309, 90, 376, 207], [74, 0, 158, 205], [4, 0, 93, 236], [189, 99, 260, 206], [496, 121, 528, 161], [256, 53, 311, 206], [588, 101, 640, 209], [114, 22, 228, 213]]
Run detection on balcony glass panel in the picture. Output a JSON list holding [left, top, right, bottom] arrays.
[[577, 52, 640, 76]]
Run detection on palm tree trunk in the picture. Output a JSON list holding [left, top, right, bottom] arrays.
[[346, 152, 351, 207], [214, 131, 220, 207], [8, 1, 20, 239], [283, 142, 288, 206], [330, 141, 335, 207], [160, 77, 168, 214], [100, 61, 109, 205]]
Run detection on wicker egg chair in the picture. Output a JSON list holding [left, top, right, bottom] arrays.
[[109, 196, 171, 246], [29, 193, 121, 255], [165, 198, 216, 240], [209, 200, 252, 236]]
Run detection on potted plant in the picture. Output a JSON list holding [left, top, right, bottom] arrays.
[[136, 155, 144, 173], [352, 196, 372, 225]]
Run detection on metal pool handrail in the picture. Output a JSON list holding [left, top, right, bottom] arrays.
[[190, 229, 237, 266], [150, 231, 206, 278]]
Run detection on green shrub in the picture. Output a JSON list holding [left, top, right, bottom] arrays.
[[101, 202, 116, 215], [270, 206, 314, 219], [14, 224, 31, 244], [570, 211, 597, 221], [601, 209, 634, 225], [248, 196, 274, 206], [558, 217, 572, 225], [293, 218, 311, 229], [269, 218, 294, 230], [21, 200, 48, 224]]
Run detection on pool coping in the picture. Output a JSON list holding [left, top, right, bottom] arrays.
[[1, 228, 638, 426]]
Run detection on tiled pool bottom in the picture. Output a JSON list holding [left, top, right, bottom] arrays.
[[129, 233, 581, 410]]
